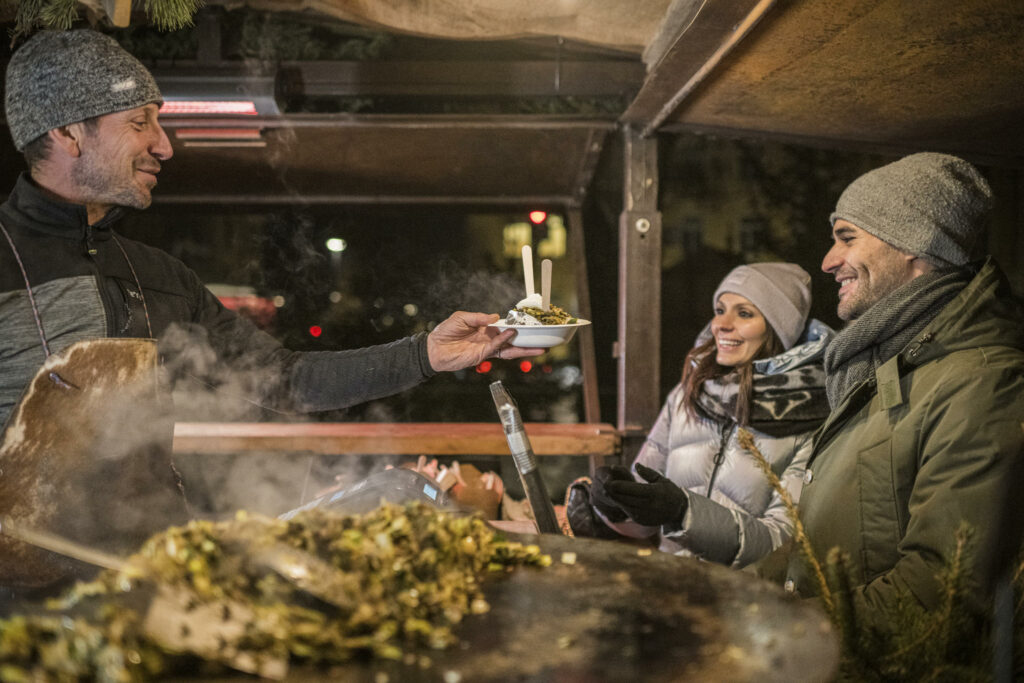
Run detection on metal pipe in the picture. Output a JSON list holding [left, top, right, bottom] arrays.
[[158, 115, 618, 131]]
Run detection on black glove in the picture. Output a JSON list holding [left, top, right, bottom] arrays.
[[588, 465, 634, 523], [603, 463, 688, 527], [564, 479, 622, 539]]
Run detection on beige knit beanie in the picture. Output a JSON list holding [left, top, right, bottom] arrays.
[[713, 263, 812, 350]]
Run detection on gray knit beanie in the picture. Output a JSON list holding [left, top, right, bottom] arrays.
[[5, 30, 162, 151], [829, 152, 992, 267], [713, 263, 811, 350]]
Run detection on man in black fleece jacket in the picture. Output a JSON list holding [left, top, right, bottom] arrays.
[[0, 29, 541, 430], [0, 30, 542, 582]]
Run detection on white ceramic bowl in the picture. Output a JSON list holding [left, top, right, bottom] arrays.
[[489, 319, 591, 348]]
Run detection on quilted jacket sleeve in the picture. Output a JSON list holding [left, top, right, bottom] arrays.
[[664, 431, 811, 568]]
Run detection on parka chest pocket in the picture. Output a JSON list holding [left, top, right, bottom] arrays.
[[857, 439, 903, 577]]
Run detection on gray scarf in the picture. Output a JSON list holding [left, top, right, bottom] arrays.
[[824, 268, 971, 408]]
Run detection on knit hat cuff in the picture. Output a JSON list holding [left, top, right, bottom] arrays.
[[829, 208, 956, 268], [22, 92, 163, 147]]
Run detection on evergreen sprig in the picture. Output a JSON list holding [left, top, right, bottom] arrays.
[[737, 428, 835, 617]]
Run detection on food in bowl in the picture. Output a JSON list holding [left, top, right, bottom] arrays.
[[504, 293, 577, 326]]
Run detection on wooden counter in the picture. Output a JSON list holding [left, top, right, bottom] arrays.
[[173, 422, 619, 458]]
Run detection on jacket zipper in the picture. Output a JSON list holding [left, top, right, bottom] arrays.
[[706, 421, 735, 497], [83, 223, 116, 336]]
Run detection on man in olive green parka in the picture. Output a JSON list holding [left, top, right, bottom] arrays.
[[781, 153, 1024, 631]]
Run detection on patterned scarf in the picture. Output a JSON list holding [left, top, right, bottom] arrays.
[[823, 268, 971, 408], [695, 322, 832, 437]]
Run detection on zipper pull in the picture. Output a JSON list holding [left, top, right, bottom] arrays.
[[84, 224, 98, 256], [713, 422, 733, 465]]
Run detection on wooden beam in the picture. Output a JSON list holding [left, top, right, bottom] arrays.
[[173, 422, 619, 457], [620, 0, 773, 131], [102, 0, 132, 27]]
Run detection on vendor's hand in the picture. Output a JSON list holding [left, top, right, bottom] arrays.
[[603, 463, 688, 527], [427, 311, 543, 372], [589, 465, 635, 523]]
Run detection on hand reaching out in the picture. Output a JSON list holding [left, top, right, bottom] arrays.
[[426, 311, 543, 372]]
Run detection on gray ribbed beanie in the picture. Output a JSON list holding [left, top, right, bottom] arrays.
[[713, 262, 811, 350], [829, 152, 992, 267], [5, 30, 162, 152]]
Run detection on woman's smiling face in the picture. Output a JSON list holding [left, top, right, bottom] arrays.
[[710, 293, 769, 367]]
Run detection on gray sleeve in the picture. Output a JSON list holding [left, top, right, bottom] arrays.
[[183, 273, 436, 413], [663, 433, 812, 568], [287, 333, 436, 412]]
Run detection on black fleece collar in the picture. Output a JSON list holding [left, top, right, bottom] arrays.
[[1, 173, 126, 242]]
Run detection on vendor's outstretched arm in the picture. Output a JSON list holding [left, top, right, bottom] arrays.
[[185, 285, 544, 412]]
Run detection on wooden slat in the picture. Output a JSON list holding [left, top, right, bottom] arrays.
[[102, 0, 132, 27], [173, 422, 618, 457]]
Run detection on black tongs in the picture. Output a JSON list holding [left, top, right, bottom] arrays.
[[489, 381, 561, 534]]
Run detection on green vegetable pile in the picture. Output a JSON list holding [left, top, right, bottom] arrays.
[[0, 503, 550, 681]]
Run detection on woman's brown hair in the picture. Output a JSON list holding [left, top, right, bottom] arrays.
[[679, 324, 784, 426]]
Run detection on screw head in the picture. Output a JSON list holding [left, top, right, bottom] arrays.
[[635, 218, 651, 234]]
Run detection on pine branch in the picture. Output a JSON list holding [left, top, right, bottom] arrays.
[[8, 0, 204, 40], [737, 428, 835, 617], [38, 0, 78, 29], [876, 525, 984, 679], [824, 549, 859, 653], [143, 0, 204, 31]]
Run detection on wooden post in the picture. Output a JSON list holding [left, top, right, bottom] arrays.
[[567, 207, 603, 474], [616, 126, 662, 464]]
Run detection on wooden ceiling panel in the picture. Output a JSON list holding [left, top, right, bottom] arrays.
[[642, 0, 1024, 162]]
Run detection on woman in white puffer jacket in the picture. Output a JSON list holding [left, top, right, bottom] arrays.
[[574, 263, 833, 568]]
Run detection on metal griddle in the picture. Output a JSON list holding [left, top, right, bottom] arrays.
[[172, 532, 838, 683]]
